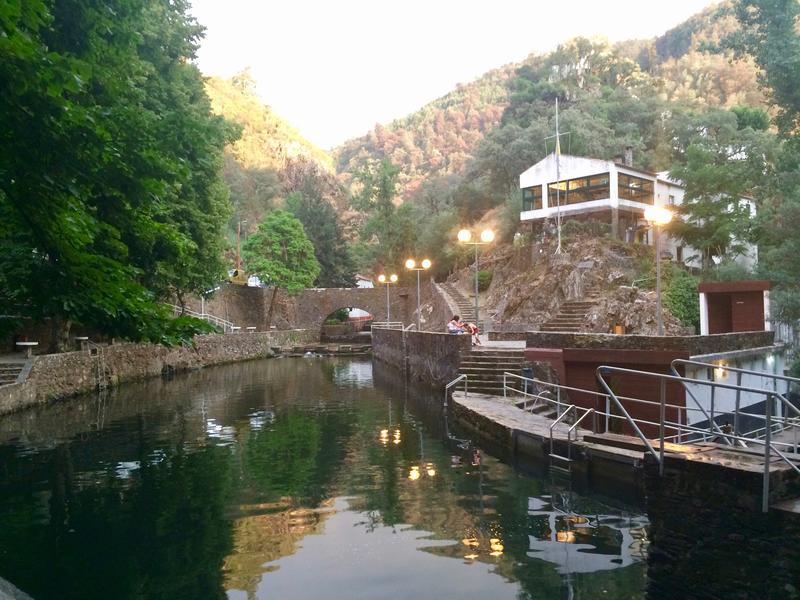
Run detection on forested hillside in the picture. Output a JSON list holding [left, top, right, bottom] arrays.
[[205, 74, 355, 286]]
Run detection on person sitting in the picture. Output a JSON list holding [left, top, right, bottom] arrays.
[[466, 322, 481, 346], [447, 315, 465, 334]]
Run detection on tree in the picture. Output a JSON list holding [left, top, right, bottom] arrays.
[[0, 0, 233, 348], [242, 210, 320, 328], [725, 0, 800, 321], [351, 160, 417, 272], [726, 0, 800, 136], [666, 109, 777, 271], [285, 192, 355, 287]]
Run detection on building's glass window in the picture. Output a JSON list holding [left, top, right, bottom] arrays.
[[547, 172, 610, 206], [668, 194, 676, 205], [522, 185, 543, 211], [618, 173, 654, 203]]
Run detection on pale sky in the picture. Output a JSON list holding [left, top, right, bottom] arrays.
[[190, 0, 720, 149]]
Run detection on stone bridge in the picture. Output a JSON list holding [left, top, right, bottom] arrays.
[[187, 284, 412, 332]]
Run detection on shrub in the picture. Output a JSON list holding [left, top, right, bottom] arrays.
[[477, 270, 493, 292], [664, 268, 700, 331]]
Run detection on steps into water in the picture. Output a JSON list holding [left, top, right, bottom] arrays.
[[0, 362, 25, 387]]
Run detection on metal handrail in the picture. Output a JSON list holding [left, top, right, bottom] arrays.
[[549, 407, 574, 458], [404, 323, 416, 331], [372, 321, 404, 330], [672, 358, 800, 439], [444, 374, 468, 408], [168, 304, 235, 332]]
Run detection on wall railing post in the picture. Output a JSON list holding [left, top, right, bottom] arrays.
[[762, 393, 773, 513], [659, 379, 666, 476]]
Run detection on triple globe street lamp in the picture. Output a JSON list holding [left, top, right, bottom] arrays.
[[644, 206, 673, 336], [457, 228, 495, 331], [377, 273, 398, 324], [405, 258, 432, 331]]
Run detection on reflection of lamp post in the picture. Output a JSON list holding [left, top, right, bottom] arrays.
[[405, 258, 432, 331], [407, 426, 436, 480], [377, 273, 398, 322], [644, 206, 673, 336], [457, 229, 494, 330]]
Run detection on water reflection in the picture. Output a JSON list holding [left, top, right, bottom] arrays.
[[0, 358, 649, 599]]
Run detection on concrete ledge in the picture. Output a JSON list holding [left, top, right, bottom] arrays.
[[526, 331, 774, 354], [373, 328, 471, 387], [0, 329, 317, 415]]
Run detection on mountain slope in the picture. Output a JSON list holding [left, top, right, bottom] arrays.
[[335, 1, 765, 202]]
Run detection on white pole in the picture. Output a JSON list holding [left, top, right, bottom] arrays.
[[555, 98, 562, 254], [656, 225, 663, 336], [386, 283, 391, 322]]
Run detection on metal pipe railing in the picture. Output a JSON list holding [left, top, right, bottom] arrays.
[[444, 374, 468, 408]]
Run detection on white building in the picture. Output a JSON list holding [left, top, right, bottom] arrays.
[[519, 152, 757, 269]]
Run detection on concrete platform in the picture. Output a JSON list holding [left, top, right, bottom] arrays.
[[450, 391, 800, 507]]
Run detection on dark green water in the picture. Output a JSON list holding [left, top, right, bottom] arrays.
[[0, 358, 648, 599]]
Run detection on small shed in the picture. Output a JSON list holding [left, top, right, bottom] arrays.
[[698, 280, 771, 335]]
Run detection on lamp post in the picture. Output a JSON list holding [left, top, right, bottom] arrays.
[[644, 206, 673, 336], [377, 273, 398, 323], [457, 228, 495, 330], [405, 258, 432, 331]]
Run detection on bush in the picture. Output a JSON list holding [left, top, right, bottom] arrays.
[[477, 270, 493, 292], [664, 268, 700, 331], [325, 308, 350, 324]]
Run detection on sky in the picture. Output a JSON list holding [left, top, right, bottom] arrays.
[[190, 0, 721, 149]]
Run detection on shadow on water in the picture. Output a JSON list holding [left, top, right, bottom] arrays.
[[7, 356, 774, 598]]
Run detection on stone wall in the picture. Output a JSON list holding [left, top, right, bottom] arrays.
[[186, 284, 411, 331], [525, 330, 775, 355], [372, 328, 471, 387], [0, 330, 317, 415], [644, 455, 800, 597]]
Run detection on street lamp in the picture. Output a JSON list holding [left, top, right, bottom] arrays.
[[457, 228, 495, 330], [644, 206, 673, 336], [405, 258, 432, 331], [377, 273, 398, 323]]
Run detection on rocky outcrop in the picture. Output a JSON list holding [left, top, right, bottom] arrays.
[[447, 233, 684, 335], [585, 286, 691, 336]]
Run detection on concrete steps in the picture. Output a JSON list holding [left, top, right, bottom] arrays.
[[457, 348, 528, 395], [440, 283, 477, 323], [0, 362, 25, 386]]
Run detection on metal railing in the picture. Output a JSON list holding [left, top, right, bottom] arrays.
[[596, 365, 800, 513], [168, 304, 236, 333], [671, 358, 800, 441], [499, 368, 800, 512], [444, 374, 468, 408], [372, 321, 404, 330]]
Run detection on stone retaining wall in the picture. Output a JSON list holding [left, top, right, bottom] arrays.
[[525, 330, 775, 354], [372, 328, 471, 387], [644, 455, 800, 597], [0, 330, 316, 415]]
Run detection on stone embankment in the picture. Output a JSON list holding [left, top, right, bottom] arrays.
[[0, 330, 318, 415]]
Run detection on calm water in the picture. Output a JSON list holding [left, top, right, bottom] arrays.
[[0, 358, 649, 599]]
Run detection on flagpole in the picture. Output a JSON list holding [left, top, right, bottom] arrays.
[[555, 98, 563, 254]]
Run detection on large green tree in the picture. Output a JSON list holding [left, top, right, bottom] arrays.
[[285, 191, 355, 287], [666, 109, 777, 271], [726, 0, 800, 321], [351, 160, 417, 274], [242, 210, 320, 328], [0, 0, 234, 348]]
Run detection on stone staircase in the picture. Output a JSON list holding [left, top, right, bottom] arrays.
[[457, 348, 529, 395], [0, 361, 25, 387], [539, 287, 601, 333], [440, 282, 476, 324]]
